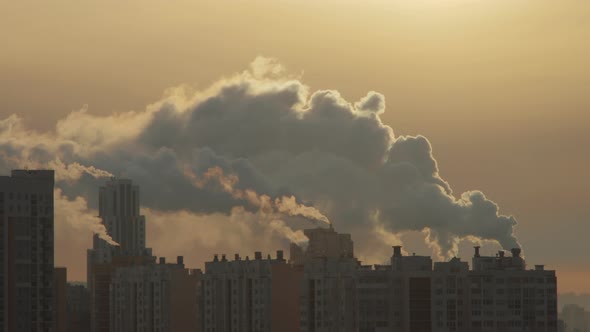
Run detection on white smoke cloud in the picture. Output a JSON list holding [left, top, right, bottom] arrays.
[[54, 189, 119, 246], [144, 206, 304, 267], [0, 57, 521, 273], [185, 165, 330, 228]]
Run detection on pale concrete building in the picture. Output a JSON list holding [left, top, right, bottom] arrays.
[[295, 226, 359, 332], [87, 178, 152, 275], [469, 247, 558, 332], [356, 264, 391, 332], [87, 178, 152, 332], [0, 170, 55, 332], [389, 246, 435, 332], [110, 256, 202, 332], [201, 225, 558, 332], [431, 257, 470, 332], [202, 250, 302, 332], [353, 245, 558, 332]]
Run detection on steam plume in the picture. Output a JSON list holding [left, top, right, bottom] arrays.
[[54, 189, 119, 246], [0, 57, 521, 263], [185, 165, 325, 241]]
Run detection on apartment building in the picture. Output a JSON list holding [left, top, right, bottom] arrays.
[[0, 170, 55, 332], [202, 250, 302, 332], [87, 178, 153, 332], [110, 256, 202, 332]]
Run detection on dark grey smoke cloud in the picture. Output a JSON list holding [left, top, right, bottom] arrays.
[[0, 58, 520, 260]]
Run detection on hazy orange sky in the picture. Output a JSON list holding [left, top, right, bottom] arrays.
[[1, 0, 589, 293]]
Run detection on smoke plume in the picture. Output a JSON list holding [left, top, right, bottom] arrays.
[[186, 165, 330, 226], [184, 165, 323, 243], [54, 189, 119, 246], [0, 57, 521, 273]]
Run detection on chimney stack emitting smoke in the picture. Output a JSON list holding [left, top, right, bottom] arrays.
[[474, 246, 481, 257]]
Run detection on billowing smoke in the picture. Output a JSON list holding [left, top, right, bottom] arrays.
[[54, 189, 119, 246], [186, 165, 330, 226], [0, 57, 520, 273]]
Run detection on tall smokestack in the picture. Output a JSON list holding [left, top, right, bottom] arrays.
[[474, 246, 481, 257], [393, 246, 402, 257], [255, 251, 262, 260], [276, 250, 284, 261], [177, 256, 184, 265]]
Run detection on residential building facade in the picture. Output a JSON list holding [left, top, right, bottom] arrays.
[[110, 256, 202, 332], [0, 170, 55, 332], [202, 250, 302, 332]]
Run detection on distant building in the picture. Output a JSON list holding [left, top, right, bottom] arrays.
[[0, 170, 55, 331], [389, 246, 435, 332], [468, 247, 558, 332], [87, 178, 153, 332], [295, 226, 358, 332], [110, 256, 202, 332], [293, 227, 558, 332], [87, 178, 152, 276], [561, 303, 588, 332], [67, 283, 91, 332], [53, 267, 68, 332], [89, 255, 154, 332], [430, 256, 470, 332], [356, 264, 392, 332], [202, 250, 302, 332]]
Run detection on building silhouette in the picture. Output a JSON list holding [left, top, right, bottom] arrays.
[[202, 250, 302, 332], [561, 303, 589, 332], [110, 256, 202, 332], [53, 267, 67, 332], [3, 170, 559, 332], [66, 283, 91, 332], [87, 178, 152, 271], [0, 170, 55, 332], [87, 178, 153, 332], [86, 177, 204, 332], [203, 225, 558, 332], [294, 226, 359, 332]]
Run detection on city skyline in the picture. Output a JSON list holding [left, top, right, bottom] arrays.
[[1, 0, 589, 320], [0, 169, 576, 331], [3, 58, 584, 295]]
